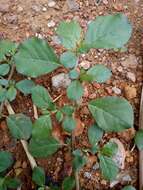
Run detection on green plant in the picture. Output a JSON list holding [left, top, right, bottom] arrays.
[[0, 13, 135, 189]]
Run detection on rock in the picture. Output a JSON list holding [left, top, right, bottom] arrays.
[[0, 4, 10, 13], [52, 73, 71, 88], [47, 20, 56, 28], [126, 72, 136, 82], [117, 66, 123, 72], [84, 172, 92, 179], [51, 35, 61, 45], [89, 93, 97, 99], [124, 86, 137, 99], [31, 5, 41, 12], [92, 163, 99, 171], [103, 0, 108, 5], [48, 0, 56, 8], [113, 3, 124, 11], [80, 61, 90, 70], [121, 54, 138, 69], [42, 7, 47, 12], [6, 15, 18, 24], [17, 6, 23, 12], [67, 0, 79, 11], [112, 87, 121, 95]]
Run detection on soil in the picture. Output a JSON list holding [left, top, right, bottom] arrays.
[[0, 0, 143, 189]]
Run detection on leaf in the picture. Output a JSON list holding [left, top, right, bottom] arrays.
[[62, 176, 75, 190], [56, 111, 63, 123], [0, 178, 7, 190], [86, 65, 111, 83], [6, 114, 32, 140], [0, 64, 10, 76], [62, 116, 76, 133], [67, 80, 83, 101], [6, 86, 17, 101], [29, 137, 61, 158], [57, 20, 82, 50], [0, 79, 8, 86], [16, 79, 35, 95], [72, 149, 87, 171], [101, 142, 118, 157], [135, 129, 143, 150], [88, 96, 134, 132], [99, 154, 119, 181], [32, 166, 45, 186], [14, 38, 60, 78], [32, 85, 54, 110], [0, 151, 13, 172], [122, 186, 136, 190], [5, 177, 21, 189], [0, 40, 17, 61], [85, 14, 132, 49], [88, 124, 103, 146], [69, 69, 79, 80], [61, 105, 75, 116], [0, 87, 6, 103], [32, 115, 52, 140], [60, 52, 78, 69]]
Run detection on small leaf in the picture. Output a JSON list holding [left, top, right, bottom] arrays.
[[57, 20, 82, 50], [69, 69, 79, 79], [32, 85, 54, 110], [5, 177, 21, 188], [99, 154, 119, 181], [32, 115, 52, 140], [56, 111, 63, 123], [16, 79, 35, 95], [101, 142, 118, 157], [6, 86, 17, 101], [135, 129, 143, 150], [60, 52, 78, 69], [91, 144, 99, 154], [67, 80, 83, 101], [122, 186, 136, 190], [14, 38, 60, 78], [72, 149, 87, 171], [87, 65, 111, 83], [0, 178, 7, 190], [32, 166, 45, 186], [88, 96, 134, 132], [62, 116, 76, 133], [0, 87, 6, 103], [0, 79, 8, 86], [29, 137, 61, 158], [0, 64, 10, 76], [61, 105, 75, 116], [88, 124, 103, 146], [6, 114, 32, 140], [0, 151, 13, 172], [62, 176, 75, 190]]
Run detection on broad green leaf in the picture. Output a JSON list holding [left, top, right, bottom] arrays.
[[5, 177, 21, 189], [0, 87, 6, 103], [122, 186, 136, 190], [88, 96, 134, 132], [86, 65, 111, 83], [29, 137, 61, 158], [32, 85, 54, 110], [88, 124, 103, 146], [57, 21, 82, 50], [91, 144, 99, 154], [38, 188, 45, 190], [6, 86, 17, 101], [62, 116, 76, 133], [56, 111, 63, 123], [72, 149, 87, 171], [69, 69, 79, 79], [0, 40, 17, 61], [0, 79, 8, 86], [61, 105, 75, 116], [85, 14, 132, 49], [101, 142, 118, 157], [135, 129, 143, 150], [62, 176, 75, 190], [67, 80, 83, 101], [60, 52, 78, 69], [0, 151, 13, 172], [16, 79, 35, 95], [0, 64, 10, 76], [0, 178, 7, 190], [99, 154, 119, 181], [32, 166, 45, 186], [6, 114, 32, 140], [14, 38, 60, 77], [32, 115, 52, 140]]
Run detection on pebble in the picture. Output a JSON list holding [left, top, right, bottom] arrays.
[[89, 93, 97, 99], [84, 172, 92, 179], [0, 4, 10, 13], [31, 5, 41, 12], [48, 0, 56, 8], [47, 20, 56, 28], [51, 35, 61, 44], [126, 72, 136, 82], [124, 86, 137, 99], [121, 54, 138, 69], [52, 73, 71, 88], [103, 0, 108, 5], [117, 66, 123, 72], [80, 60, 90, 70], [112, 87, 121, 95], [92, 163, 99, 171], [6, 15, 18, 24], [42, 7, 47, 12]]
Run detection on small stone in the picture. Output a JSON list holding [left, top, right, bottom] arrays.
[[84, 172, 92, 179], [117, 66, 123, 72], [89, 93, 97, 99], [6, 15, 18, 24], [17, 6, 23, 12], [51, 35, 61, 44], [113, 3, 124, 11], [47, 20, 56, 28], [124, 86, 137, 99], [103, 0, 108, 5], [112, 87, 121, 95], [80, 61, 90, 70], [121, 54, 138, 69], [82, 106, 90, 115], [122, 174, 132, 182], [92, 163, 99, 171], [42, 7, 47, 12], [67, 0, 79, 11], [31, 5, 41, 12], [126, 72, 136, 82], [52, 73, 71, 88], [48, 0, 56, 7], [83, 86, 89, 98], [0, 4, 10, 13]]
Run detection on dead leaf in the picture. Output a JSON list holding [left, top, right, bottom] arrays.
[[73, 118, 85, 137]]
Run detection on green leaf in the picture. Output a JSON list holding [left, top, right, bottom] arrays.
[[14, 38, 60, 78], [62, 116, 76, 133], [5, 177, 21, 189], [0, 40, 17, 61], [122, 186, 136, 190], [57, 20, 82, 50], [6, 114, 32, 140], [88, 124, 103, 146], [88, 96, 134, 132], [72, 149, 87, 171], [86, 65, 111, 83], [0, 87, 6, 103], [67, 80, 83, 101], [60, 52, 78, 69], [101, 142, 118, 157], [99, 154, 119, 181], [0, 64, 10, 76], [38, 187, 45, 190], [0, 151, 13, 172], [32, 85, 54, 110], [29, 137, 61, 158], [32, 166, 45, 186], [62, 176, 75, 190], [61, 105, 75, 116], [32, 115, 52, 140], [135, 129, 143, 150], [85, 14, 132, 49], [0, 178, 7, 190], [6, 86, 17, 101], [16, 79, 35, 95], [91, 144, 99, 154], [0, 79, 8, 86], [56, 111, 63, 123], [69, 69, 79, 79]]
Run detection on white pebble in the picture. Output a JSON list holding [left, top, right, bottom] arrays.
[[112, 87, 121, 95], [48, 0, 56, 7], [126, 72, 136, 82], [47, 20, 55, 28]]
